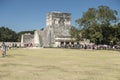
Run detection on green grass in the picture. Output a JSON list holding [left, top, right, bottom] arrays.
[[0, 48, 120, 80]]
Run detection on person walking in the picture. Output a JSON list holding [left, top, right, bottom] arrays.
[[1, 42, 6, 57]]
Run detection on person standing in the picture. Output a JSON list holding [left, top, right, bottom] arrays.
[[1, 42, 6, 57]]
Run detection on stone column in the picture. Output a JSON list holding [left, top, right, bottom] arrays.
[[34, 30, 40, 47], [64, 42, 66, 46], [54, 41, 60, 47], [21, 34, 24, 47]]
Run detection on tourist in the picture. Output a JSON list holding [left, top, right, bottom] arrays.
[[1, 42, 6, 57]]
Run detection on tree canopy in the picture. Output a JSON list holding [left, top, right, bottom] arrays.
[[0, 26, 34, 42], [71, 5, 120, 45], [76, 5, 118, 29], [0, 27, 17, 42]]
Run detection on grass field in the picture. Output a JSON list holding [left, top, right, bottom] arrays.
[[0, 48, 120, 80]]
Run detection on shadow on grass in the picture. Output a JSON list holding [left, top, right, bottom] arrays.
[[0, 71, 10, 78], [3, 53, 26, 58], [117, 49, 120, 52], [36, 65, 68, 72], [5, 54, 14, 58], [0, 63, 33, 67]]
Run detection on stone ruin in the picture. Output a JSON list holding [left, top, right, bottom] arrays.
[[21, 11, 75, 47]]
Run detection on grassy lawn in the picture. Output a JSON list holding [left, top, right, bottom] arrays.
[[0, 48, 120, 80]]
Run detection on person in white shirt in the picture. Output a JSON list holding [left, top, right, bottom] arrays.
[[1, 42, 6, 57]]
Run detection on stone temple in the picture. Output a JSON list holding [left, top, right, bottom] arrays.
[[21, 12, 75, 47]]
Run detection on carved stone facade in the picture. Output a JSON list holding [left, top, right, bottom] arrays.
[[21, 12, 75, 47], [21, 33, 34, 47], [43, 12, 72, 47]]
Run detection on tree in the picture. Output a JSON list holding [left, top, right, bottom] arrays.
[[76, 5, 118, 29], [76, 8, 96, 29], [0, 26, 17, 42], [100, 24, 113, 44], [82, 23, 103, 44], [112, 23, 120, 45], [97, 6, 118, 24], [0, 26, 35, 42], [75, 5, 119, 45], [70, 26, 81, 41]]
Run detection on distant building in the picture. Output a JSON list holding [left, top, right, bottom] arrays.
[[21, 12, 75, 47]]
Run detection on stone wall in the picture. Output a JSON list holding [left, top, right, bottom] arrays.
[[20, 12, 73, 48], [0, 42, 21, 47], [34, 30, 40, 47], [21, 33, 34, 47], [43, 12, 72, 47]]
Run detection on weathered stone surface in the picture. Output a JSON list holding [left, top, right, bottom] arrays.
[[21, 33, 34, 47], [43, 12, 72, 47], [34, 30, 40, 47], [21, 12, 73, 47]]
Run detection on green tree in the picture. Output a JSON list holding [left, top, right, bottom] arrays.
[[112, 23, 120, 45], [97, 6, 118, 24], [76, 5, 118, 29], [70, 26, 81, 41], [75, 5, 119, 45], [82, 23, 103, 44], [0, 26, 17, 42], [76, 8, 96, 28]]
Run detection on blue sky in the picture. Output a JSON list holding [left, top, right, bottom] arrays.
[[0, 0, 120, 32]]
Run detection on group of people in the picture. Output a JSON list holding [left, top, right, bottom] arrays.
[[1, 42, 6, 57]]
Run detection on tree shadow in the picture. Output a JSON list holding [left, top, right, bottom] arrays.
[[1, 54, 26, 58]]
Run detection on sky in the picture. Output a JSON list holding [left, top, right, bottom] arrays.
[[0, 0, 120, 32]]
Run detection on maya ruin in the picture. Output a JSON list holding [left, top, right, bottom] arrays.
[[21, 12, 76, 48]]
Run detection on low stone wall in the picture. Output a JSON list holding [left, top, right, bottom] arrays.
[[0, 42, 21, 47]]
